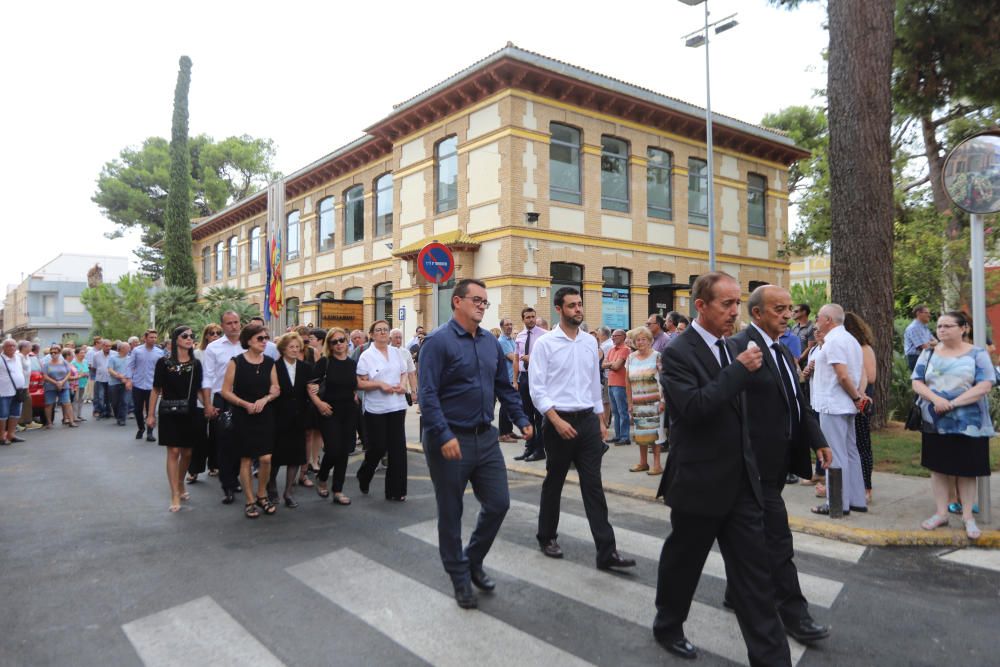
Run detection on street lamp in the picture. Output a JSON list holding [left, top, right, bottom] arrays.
[[679, 0, 739, 272]]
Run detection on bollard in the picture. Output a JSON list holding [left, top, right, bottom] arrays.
[[827, 468, 844, 519]]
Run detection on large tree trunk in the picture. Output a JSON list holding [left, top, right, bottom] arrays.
[[828, 0, 896, 429]]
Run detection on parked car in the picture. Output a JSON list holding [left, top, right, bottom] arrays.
[[28, 356, 44, 411]]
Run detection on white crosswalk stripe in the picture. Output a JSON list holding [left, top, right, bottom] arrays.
[[939, 548, 1000, 573], [401, 520, 807, 667], [122, 596, 286, 667], [287, 547, 595, 667]]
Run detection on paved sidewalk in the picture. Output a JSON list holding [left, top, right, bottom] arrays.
[[401, 409, 999, 548]]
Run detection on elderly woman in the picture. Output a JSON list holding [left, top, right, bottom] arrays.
[[625, 326, 665, 475], [42, 343, 77, 428], [71, 347, 89, 422], [913, 311, 995, 540], [267, 332, 312, 508], [1, 339, 28, 445], [311, 327, 358, 505]]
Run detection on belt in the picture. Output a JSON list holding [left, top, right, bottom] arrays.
[[555, 408, 593, 420], [450, 423, 493, 435]]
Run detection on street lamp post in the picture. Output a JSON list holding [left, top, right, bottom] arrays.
[[679, 0, 738, 272]]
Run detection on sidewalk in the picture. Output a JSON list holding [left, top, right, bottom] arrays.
[[401, 409, 999, 549]]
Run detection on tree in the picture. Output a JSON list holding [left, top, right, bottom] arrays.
[[151, 286, 202, 338], [790, 281, 828, 318], [163, 56, 198, 290], [80, 274, 153, 341]]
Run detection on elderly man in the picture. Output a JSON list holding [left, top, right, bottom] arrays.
[[646, 314, 670, 352], [904, 305, 936, 371], [602, 329, 631, 444], [126, 329, 165, 442], [91, 339, 113, 420], [1, 339, 28, 445], [496, 318, 520, 443], [811, 304, 868, 516], [107, 342, 132, 426]]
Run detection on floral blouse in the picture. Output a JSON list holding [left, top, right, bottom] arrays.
[[912, 346, 996, 437]]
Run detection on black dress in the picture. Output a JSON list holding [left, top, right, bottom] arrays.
[[272, 359, 311, 467], [153, 357, 203, 448], [230, 354, 276, 459]]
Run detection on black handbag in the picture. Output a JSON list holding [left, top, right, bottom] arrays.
[[159, 361, 194, 416], [905, 348, 933, 431]]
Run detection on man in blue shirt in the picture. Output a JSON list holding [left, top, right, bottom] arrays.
[[126, 329, 165, 442], [419, 278, 532, 610], [904, 305, 936, 370], [497, 318, 519, 442]]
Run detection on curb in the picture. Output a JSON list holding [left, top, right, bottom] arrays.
[[406, 443, 1000, 549]]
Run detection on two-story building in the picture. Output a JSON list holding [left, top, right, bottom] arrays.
[[191, 45, 808, 337]]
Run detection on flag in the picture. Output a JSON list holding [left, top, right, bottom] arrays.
[[265, 179, 285, 322]]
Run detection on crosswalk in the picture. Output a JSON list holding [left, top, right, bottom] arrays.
[[122, 499, 864, 667]]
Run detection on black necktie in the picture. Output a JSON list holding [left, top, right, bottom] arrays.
[[525, 328, 532, 355], [716, 339, 729, 368], [772, 343, 798, 432]]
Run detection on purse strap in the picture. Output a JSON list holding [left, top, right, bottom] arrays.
[[2, 355, 19, 389], [184, 360, 195, 403]]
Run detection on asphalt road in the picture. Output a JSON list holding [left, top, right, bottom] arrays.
[[2, 415, 998, 666]]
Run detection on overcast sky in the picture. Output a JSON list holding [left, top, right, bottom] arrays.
[[0, 0, 827, 291]]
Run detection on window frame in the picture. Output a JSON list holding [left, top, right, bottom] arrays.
[[202, 247, 212, 282], [317, 196, 335, 253], [549, 123, 582, 205], [227, 236, 238, 277], [374, 173, 393, 238], [285, 297, 300, 328], [687, 158, 709, 226], [747, 173, 767, 236], [248, 227, 261, 272], [549, 262, 584, 325], [214, 241, 224, 280], [286, 210, 300, 260], [600, 135, 630, 213], [344, 185, 365, 245], [646, 148, 673, 220], [435, 137, 458, 214], [374, 282, 393, 328]]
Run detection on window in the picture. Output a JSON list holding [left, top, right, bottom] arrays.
[[202, 247, 211, 281], [343, 287, 363, 301], [63, 296, 85, 314], [215, 241, 224, 280], [602, 267, 631, 330], [550, 123, 582, 204], [248, 227, 261, 272], [316, 291, 335, 300], [747, 174, 766, 236], [227, 236, 238, 276], [318, 196, 335, 252], [286, 297, 299, 327], [286, 210, 300, 260], [435, 137, 458, 213], [688, 158, 708, 225], [648, 271, 674, 286], [601, 136, 629, 212], [374, 282, 393, 328], [435, 277, 456, 326], [375, 173, 393, 237], [647, 148, 673, 220], [749, 280, 768, 293], [345, 186, 364, 244], [550, 262, 583, 325], [41, 294, 56, 318]]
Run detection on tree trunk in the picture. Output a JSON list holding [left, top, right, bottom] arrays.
[[827, 0, 896, 429]]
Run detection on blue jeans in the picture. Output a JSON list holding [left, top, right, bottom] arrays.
[[93, 381, 109, 417], [109, 383, 127, 424], [608, 385, 629, 441]]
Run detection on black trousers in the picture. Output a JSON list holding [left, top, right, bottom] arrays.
[[536, 410, 616, 565], [518, 372, 544, 455], [186, 408, 214, 475], [213, 393, 240, 493], [357, 410, 407, 499], [132, 387, 152, 433], [497, 402, 513, 436], [725, 481, 810, 627], [317, 403, 357, 493], [654, 478, 791, 667]]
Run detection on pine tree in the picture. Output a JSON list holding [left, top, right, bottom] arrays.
[[163, 56, 198, 289]]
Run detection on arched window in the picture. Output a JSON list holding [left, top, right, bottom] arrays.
[[435, 136, 458, 213], [214, 241, 224, 280], [285, 297, 300, 327], [316, 291, 335, 300], [550, 123, 582, 205], [374, 282, 393, 328], [344, 186, 364, 244], [550, 262, 583, 324], [248, 227, 261, 272], [227, 236, 238, 276], [202, 247, 211, 282], [647, 148, 673, 220], [602, 267, 632, 330], [286, 210, 300, 259], [375, 173, 393, 237], [601, 136, 629, 212], [343, 287, 363, 301], [318, 196, 335, 252]]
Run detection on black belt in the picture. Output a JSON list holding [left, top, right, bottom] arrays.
[[555, 408, 593, 420], [451, 423, 493, 435]]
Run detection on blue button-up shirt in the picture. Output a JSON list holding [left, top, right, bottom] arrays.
[[498, 334, 517, 382], [418, 318, 529, 449], [778, 328, 802, 359], [904, 319, 933, 355], [126, 344, 165, 390]]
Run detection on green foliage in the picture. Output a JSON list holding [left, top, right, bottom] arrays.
[[151, 286, 202, 338], [80, 274, 153, 341], [164, 56, 198, 290], [886, 349, 916, 423], [789, 281, 828, 316]]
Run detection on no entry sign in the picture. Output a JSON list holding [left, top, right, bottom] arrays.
[[416, 242, 455, 284]]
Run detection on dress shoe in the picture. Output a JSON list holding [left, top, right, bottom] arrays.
[[523, 453, 546, 462], [135, 429, 144, 440], [539, 538, 563, 558], [470, 566, 496, 592], [849, 505, 868, 513], [146, 431, 156, 442], [513, 452, 528, 461], [11, 436, 25, 443], [722, 597, 735, 612], [785, 473, 800, 484], [785, 618, 830, 643], [597, 551, 636, 571], [656, 636, 698, 660], [356, 470, 370, 494], [453, 581, 478, 609]]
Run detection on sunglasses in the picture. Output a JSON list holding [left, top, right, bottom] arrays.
[[178, 332, 194, 339], [254, 335, 270, 342], [331, 338, 347, 344]]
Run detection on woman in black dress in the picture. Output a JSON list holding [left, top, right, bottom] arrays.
[[220, 323, 280, 519], [268, 332, 311, 508], [146, 326, 210, 513], [310, 327, 358, 505]]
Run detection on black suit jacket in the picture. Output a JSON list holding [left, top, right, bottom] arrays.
[[731, 327, 827, 482], [273, 359, 312, 434], [657, 326, 763, 517]]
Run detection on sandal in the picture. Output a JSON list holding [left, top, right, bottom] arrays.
[[186, 473, 198, 484], [965, 519, 981, 539], [169, 503, 181, 513], [256, 496, 277, 515], [629, 464, 650, 472], [316, 483, 330, 499], [180, 492, 191, 501], [921, 514, 948, 530], [245, 502, 260, 519], [298, 475, 315, 488], [208, 468, 219, 477], [814, 483, 826, 498], [647, 467, 664, 476], [333, 493, 352, 505], [811, 504, 849, 516]]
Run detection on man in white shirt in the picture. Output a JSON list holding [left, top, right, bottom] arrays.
[[810, 304, 868, 516], [529, 287, 636, 571], [202, 311, 246, 504]]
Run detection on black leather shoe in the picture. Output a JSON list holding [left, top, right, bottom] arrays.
[[656, 636, 698, 660], [539, 539, 563, 558], [849, 505, 868, 513], [513, 452, 528, 461], [454, 581, 478, 609], [523, 453, 546, 461], [722, 597, 735, 612], [785, 618, 830, 643], [146, 431, 156, 442], [470, 567, 496, 592], [357, 470, 370, 494], [221, 492, 235, 505], [135, 429, 144, 440], [597, 551, 636, 571]]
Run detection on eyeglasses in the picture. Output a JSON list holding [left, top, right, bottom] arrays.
[[459, 296, 491, 308], [937, 323, 960, 329], [331, 338, 347, 344], [178, 332, 194, 339], [254, 335, 270, 342], [373, 328, 389, 334], [208, 331, 222, 337]]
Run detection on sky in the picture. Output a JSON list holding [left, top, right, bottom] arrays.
[[0, 0, 828, 292]]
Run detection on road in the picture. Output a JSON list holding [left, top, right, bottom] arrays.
[[2, 417, 998, 666]]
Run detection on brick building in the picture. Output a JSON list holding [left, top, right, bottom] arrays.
[[191, 45, 808, 338]]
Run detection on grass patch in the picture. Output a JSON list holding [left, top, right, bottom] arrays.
[[872, 421, 1000, 477]]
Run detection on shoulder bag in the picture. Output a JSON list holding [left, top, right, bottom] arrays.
[[2, 356, 27, 408], [904, 348, 933, 431], [159, 361, 194, 416]]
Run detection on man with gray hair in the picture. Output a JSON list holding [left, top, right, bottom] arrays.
[[810, 304, 868, 516]]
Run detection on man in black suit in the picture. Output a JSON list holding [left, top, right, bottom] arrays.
[[730, 285, 833, 644], [653, 272, 791, 666]]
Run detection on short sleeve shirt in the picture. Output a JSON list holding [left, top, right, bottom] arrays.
[[357, 345, 409, 414], [606, 344, 631, 387]]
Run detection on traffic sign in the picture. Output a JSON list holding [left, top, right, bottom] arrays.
[[398, 306, 406, 321], [416, 242, 455, 284]]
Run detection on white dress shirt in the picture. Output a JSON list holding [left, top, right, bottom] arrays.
[[201, 336, 245, 395], [690, 319, 729, 366], [811, 325, 862, 415], [528, 323, 604, 415], [751, 322, 800, 416]]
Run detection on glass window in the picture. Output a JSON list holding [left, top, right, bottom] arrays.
[[648, 271, 674, 286], [647, 148, 673, 220], [316, 291, 335, 300], [747, 174, 766, 236], [688, 158, 708, 225], [375, 173, 393, 237], [214, 241, 224, 280], [550, 123, 582, 204], [602, 267, 631, 330], [286, 210, 300, 260], [549, 262, 583, 324], [286, 297, 299, 328], [436, 277, 456, 326], [601, 136, 629, 212], [435, 137, 458, 213], [202, 247, 211, 281], [345, 186, 364, 244], [248, 227, 261, 272], [343, 287, 363, 301], [374, 282, 393, 328], [318, 196, 335, 252], [227, 236, 238, 276]]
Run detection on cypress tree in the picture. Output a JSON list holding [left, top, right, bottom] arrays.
[[163, 56, 198, 289]]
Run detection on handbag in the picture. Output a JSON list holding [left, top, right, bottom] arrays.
[[2, 356, 25, 407], [905, 348, 934, 431], [159, 361, 194, 416]]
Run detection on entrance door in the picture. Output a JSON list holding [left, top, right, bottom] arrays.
[[648, 286, 674, 319]]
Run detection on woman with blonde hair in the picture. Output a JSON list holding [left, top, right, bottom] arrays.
[[624, 326, 665, 475], [311, 327, 358, 505]]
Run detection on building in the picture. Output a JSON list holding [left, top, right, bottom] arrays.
[[2, 254, 129, 343], [789, 254, 831, 294], [191, 45, 808, 338]]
